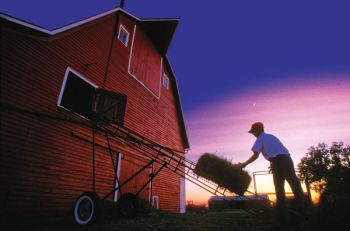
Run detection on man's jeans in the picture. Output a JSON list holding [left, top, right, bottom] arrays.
[[270, 154, 304, 221]]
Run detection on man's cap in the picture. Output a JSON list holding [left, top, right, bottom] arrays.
[[248, 122, 264, 133]]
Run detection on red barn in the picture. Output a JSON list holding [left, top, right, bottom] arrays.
[[0, 8, 189, 221]]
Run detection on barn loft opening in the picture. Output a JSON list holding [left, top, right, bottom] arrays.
[[58, 68, 97, 119], [58, 67, 127, 124]]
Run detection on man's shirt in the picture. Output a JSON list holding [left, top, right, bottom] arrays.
[[251, 132, 289, 160]]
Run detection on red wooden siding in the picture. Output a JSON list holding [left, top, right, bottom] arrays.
[[129, 23, 162, 97], [0, 11, 186, 218], [117, 155, 150, 200]]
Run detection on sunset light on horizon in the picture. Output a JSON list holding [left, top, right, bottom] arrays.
[[185, 74, 350, 204]]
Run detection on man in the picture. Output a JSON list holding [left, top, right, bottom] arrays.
[[238, 122, 305, 223]]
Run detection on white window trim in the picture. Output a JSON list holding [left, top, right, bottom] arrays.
[[152, 195, 159, 209], [128, 25, 162, 100], [57, 67, 98, 119], [118, 24, 129, 47], [162, 74, 169, 90]]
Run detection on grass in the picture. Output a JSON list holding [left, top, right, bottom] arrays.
[[6, 210, 273, 231], [5, 195, 350, 231]]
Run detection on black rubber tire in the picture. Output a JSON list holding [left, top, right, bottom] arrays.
[[73, 192, 100, 225], [116, 193, 139, 219]]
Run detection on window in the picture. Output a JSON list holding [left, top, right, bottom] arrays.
[[58, 67, 127, 124], [152, 196, 159, 209], [58, 67, 97, 119], [162, 74, 169, 90], [118, 25, 129, 47]]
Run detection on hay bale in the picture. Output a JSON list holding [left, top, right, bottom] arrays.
[[193, 153, 251, 196]]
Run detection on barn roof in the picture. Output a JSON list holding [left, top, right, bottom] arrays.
[[0, 8, 178, 54], [0, 8, 189, 150]]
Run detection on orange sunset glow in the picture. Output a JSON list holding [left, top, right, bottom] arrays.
[[185, 74, 350, 204]]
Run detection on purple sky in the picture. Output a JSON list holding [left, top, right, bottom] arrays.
[[185, 75, 350, 203], [1, 0, 350, 112]]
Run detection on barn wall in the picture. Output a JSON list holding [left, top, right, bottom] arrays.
[[105, 14, 185, 151], [0, 11, 186, 218]]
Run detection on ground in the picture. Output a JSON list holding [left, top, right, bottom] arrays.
[[7, 210, 274, 231]]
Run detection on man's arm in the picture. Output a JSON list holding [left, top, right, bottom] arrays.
[[238, 152, 259, 168]]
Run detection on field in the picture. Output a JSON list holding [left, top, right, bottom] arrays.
[[7, 210, 274, 231], [9, 203, 349, 231]]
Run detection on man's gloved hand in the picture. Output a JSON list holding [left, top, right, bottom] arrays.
[[268, 164, 272, 173]]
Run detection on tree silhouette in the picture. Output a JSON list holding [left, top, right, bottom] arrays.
[[299, 142, 350, 230], [298, 142, 350, 194]]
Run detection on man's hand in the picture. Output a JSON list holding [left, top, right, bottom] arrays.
[[268, 164, 272, 173], [236, 162, 247, 169]]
